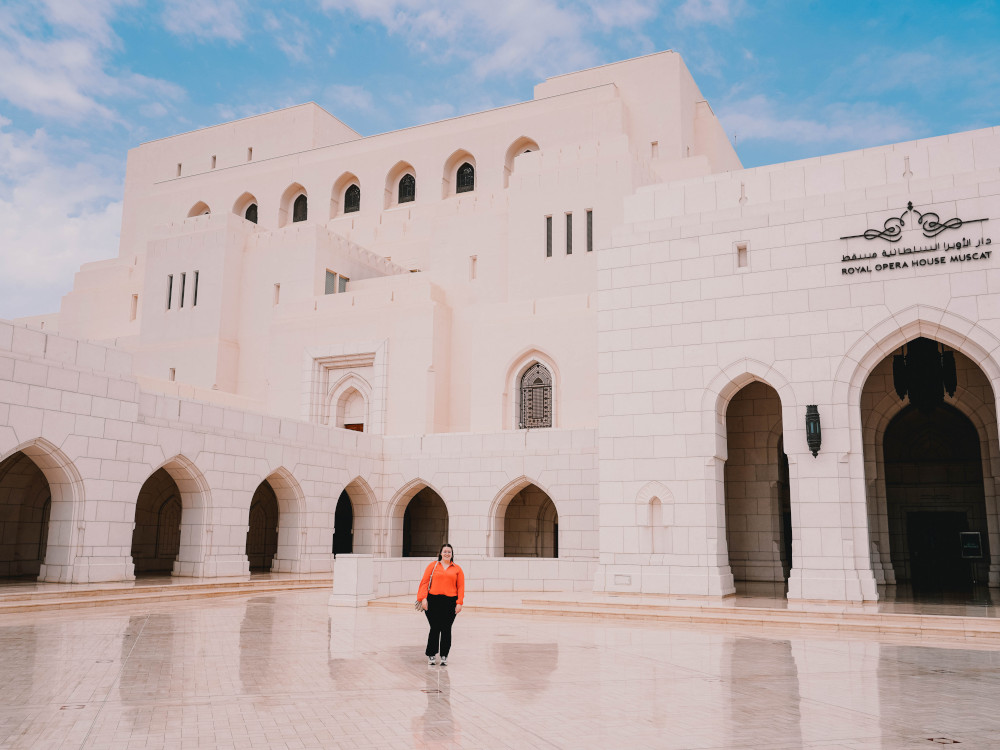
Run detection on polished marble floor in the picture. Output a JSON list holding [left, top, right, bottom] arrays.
[[2, 590, 1000, 749]]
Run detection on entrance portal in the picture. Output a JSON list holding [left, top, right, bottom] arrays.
[[723, 381, 790, 592], [0, 452, 51, 578]]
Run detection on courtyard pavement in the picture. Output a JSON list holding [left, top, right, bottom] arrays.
[[1, 589, 999, 749]]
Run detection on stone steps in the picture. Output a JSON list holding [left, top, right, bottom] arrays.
[[368, 596, 1000, 646], [0, 576, 332, 613]]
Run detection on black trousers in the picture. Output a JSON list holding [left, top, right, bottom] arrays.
[[424, 594, 458, 657]]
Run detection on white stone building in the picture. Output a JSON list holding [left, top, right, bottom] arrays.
[[3, 51, 999, 603]]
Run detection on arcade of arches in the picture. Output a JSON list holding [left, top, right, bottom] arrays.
[[0, 452, 51, 578]]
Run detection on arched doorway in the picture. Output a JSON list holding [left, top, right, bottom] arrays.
[[0, 451, 52, 578], [502, 484, 558, 558], [402, 487, 448, 557], [723, 381, 790, 592], [863, 337, 999, 597], [246, 481, 279, 572], [333, 490, 354, 555], [132, 469, 182, 574]]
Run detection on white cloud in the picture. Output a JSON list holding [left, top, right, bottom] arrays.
[[0, 1, 183, 122], [675, 0, 746, 26], [325, 84, 376, 114], [0, 123, 123, 319], [319, 0, 655, 79], [717, 94, 915, 150], [160, 0, 246, 42]]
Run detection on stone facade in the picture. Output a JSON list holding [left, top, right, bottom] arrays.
[[5, 51, 1000, 602]]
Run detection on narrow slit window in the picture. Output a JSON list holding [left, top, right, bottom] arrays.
[[338, 275, 348, 293], [179, 272, 187, 307], [566, 213, 573, 255], [176, 163, 182, 177], [166, 274, 173, 310], [273, 283, 281, 305], [325, 270, 337, 295], [193, 271, 199, 306], [469, 255, 477, 280], [211, 155, 216, 169], [168, 367, 176, 382], [546, 216, 552, 258], [247, 147, 253, 161], [586, 210, 593, 252], [130, 294, 138, 322], [651, 141, 659, 158], [737, 241, 749, 268]]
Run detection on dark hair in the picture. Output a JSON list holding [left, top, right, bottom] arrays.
[[437, 543, 455, 562]]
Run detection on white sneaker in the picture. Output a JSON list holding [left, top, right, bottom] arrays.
[[428, 656, 436, 666], [440, 656, 448, 666]]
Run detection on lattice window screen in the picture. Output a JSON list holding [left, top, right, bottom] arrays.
[[519, 363, 552, 429]]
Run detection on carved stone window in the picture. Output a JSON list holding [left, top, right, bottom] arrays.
[[398, 174, 415, 204], [245, 203, 258, 224], [456, 162, 475, 193], [344, 184, 360, 213], [519, 363, 552, 429], [293, 194, 308, 222]]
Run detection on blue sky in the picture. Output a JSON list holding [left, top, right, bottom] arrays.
[[1, 0, 998, 319]]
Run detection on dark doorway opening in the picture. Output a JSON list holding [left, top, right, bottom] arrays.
[[333, 490, 354, 555], [906, 511, 971, 592], [884, 403, 991, 597]]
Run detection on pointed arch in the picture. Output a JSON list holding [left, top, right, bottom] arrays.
[[503, 136, 540, 187], [338, 475, 379, 554], [702, 358, 796, 450], [279, 182, 308, 227], [834, 306, 1000, 449], [386, 478, 450, 557], [324, 372, 372, 431], [232, 192, 259, 224], [487, 476, 558, 557], [332, 172, 361, 217], [502, 347, 562, 430], [186, 201, 211, 218], [442, 149, 476, 198], [384, 161, 416, 209], [0, 438, 85, 583]]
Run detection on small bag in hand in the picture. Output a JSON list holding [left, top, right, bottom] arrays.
[[414, 562, 438, 612]]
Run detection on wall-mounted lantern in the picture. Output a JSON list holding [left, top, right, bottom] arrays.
[[805, 405, 821, 457]]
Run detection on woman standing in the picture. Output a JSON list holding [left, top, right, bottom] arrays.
[[418, 543, 464, 666]]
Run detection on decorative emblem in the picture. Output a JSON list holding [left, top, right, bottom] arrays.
[[841, 201, 988, 242]]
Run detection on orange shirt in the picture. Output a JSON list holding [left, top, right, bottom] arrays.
[[418, 561, 465, 605]]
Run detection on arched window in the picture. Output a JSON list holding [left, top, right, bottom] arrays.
[[519, 363, 552, 429], [344, 184, 360, 213], [398, 174, 415, 204], [456, 162, 475, 193], [244, 203, 258, 224], [293, 194, 308, 222]]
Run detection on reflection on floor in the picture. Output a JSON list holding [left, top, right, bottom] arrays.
[[2, 589, 1000, 749]]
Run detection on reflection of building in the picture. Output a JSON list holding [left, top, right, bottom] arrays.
[[2, 50, 999, 602]]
